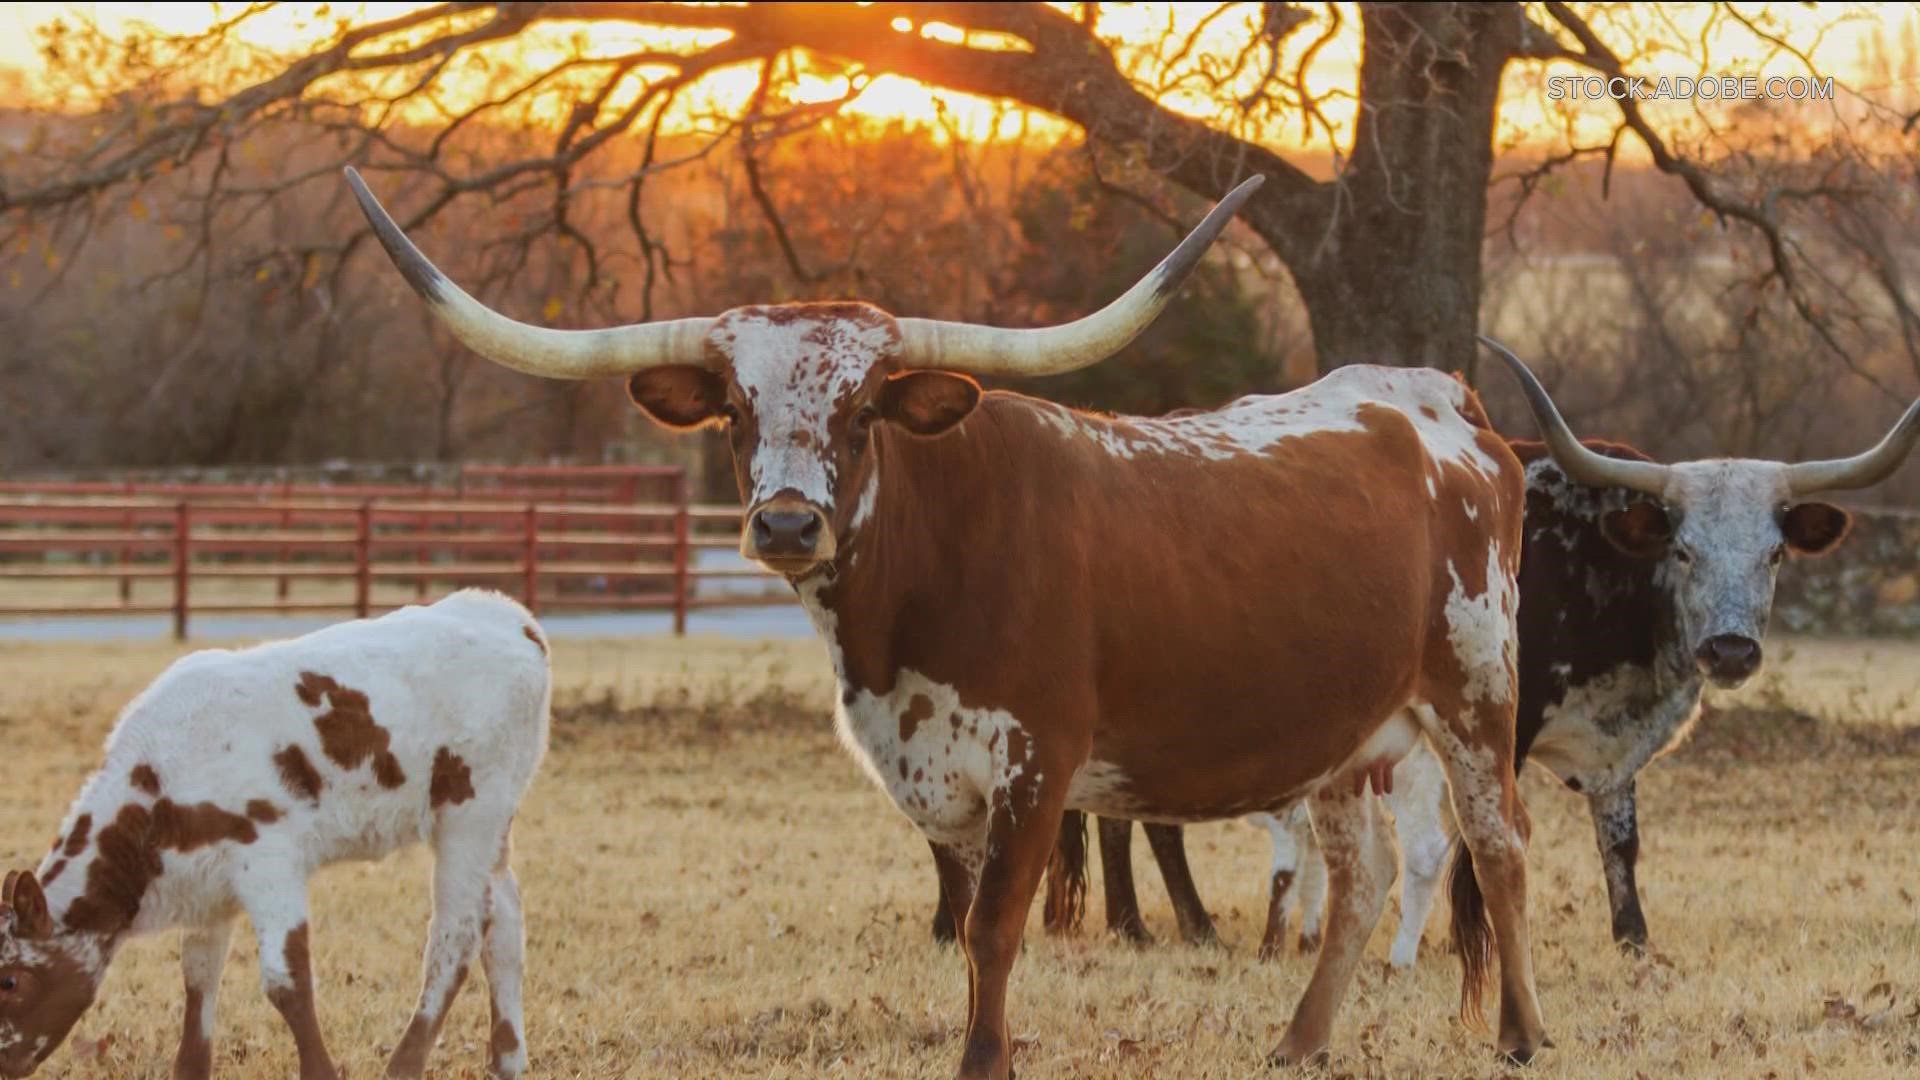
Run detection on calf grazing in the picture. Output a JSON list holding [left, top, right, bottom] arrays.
[[0, 590, 550, 1080], [1012, 339, 1920, 957], [349, 166, 1549, 1074]]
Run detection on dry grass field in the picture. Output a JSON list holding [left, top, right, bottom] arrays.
[[0, 632, 1915, 1078]]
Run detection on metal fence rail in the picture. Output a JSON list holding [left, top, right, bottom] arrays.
[[0, 467, 787, 638]]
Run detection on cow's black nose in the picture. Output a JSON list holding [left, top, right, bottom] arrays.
[[1694, 634, 1762, 681], [750, 509, 823, 557]]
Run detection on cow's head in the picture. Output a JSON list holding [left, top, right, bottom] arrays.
[[345, 169, 1262, 578], [0, 872, 99, 1078], [1485, 338, 1920, 688]]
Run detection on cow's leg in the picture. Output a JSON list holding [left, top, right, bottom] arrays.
[[1097, 817, 1152, 944], [1269, 786, 1396, 1066], [173, 919, 233, 1080], [1250, 810, 1303, 960], [932, 845, 960, 944], [957, 774, 1070, 1080], [1587, 781, 1649, 952], [388, 805, 509, 1079], [482, 857, 528, 1079], [237, 874, 338, 1080], [1143, 824, 1218, 946], [1422, 708, 1550, 1064], [1387, 756, 1453, 969], [1289, 803, 1328, 953], [931, 839, 978, 1029]]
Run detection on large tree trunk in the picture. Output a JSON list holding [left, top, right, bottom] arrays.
[[1263, 5, 1519, 377]]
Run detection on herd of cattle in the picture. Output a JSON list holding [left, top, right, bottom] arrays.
[[0, 170, 1911, 1079]]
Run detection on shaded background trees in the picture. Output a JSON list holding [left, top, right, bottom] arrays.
[[1, 3, 1917, 498]]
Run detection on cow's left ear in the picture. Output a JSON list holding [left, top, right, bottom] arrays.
[[1781, 501, 1851, 556], [878, 371, 980, 437], [627, 366, 729, 430]]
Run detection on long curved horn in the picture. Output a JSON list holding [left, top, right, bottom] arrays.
[[1786, 396, 1920, 494], [895, 174, 1265, 376], [1479, 336, 1672, 496], [344, 167, 712, 379]]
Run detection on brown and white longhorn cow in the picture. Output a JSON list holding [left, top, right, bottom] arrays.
[[1006, 339, 1920, 963], [346, 167, 1550, 1074]]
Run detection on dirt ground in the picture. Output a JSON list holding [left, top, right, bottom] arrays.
[[0, 632, 1914, 1078]]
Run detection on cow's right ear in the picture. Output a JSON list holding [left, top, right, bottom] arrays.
[[1, 870, 51, 939], [627, 367, 729, 430], [1600, 502, 1673, 558]]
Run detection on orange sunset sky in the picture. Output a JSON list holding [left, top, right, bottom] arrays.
[[0, 3, 1914, 155]]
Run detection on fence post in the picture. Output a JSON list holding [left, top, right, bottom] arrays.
[[355, 500, 373, 620], [523, 503, 540, 614], [119, 479, 135, 605], [172, 500, 190, 641], [672, 471, 690, 636], [276, 473, 292, 602], [413, 483, 431, 599]]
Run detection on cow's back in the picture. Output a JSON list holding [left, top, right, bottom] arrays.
[[958, 366, 1527, 817]]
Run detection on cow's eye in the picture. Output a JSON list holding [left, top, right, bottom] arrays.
[[717, 403, 741, 426], [851, 406, 879, 438], [1769, 545, 1785, 566], [1673, 547, 1694, 565], [0, 976, 16, 992]]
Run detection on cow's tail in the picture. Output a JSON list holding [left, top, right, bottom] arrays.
[[1448, 837, 1492, 1030], [1043, 809, 1089, 935]]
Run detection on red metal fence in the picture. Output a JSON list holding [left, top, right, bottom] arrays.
[[0, 466, 787, 638]]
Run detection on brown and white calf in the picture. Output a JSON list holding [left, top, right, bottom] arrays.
[[1013, 341, 1920, 958], [349, 167, 1550, 1073], [0, 590, 550, 1080]]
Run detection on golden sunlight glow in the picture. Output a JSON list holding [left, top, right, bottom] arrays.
[[0, 2, 1911, 158]]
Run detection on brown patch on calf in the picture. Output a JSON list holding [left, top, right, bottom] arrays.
[[490, 1017, 520, 1065], [178, 985, 212, 1079], [130, 765, 161, 797], [64, 803, 163, 934], [429, 748, 475, 808], [899, 693, 933, 742], [274, 745, 325, 803], [61, 797, 263, 935], [246, 800, 282, 824], [296, 672, 406, 788], [62, 814, 92, 857], [152, 799, 258, 852], [522, 624, 547, 656], [40, 858, 67, 887]]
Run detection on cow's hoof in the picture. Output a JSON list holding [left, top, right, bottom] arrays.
[[1497, 1034, 1551, 1067], [1182, 926, 1224, 950], [1297, 931, 1321, 953], [1266, 1044, 1330, 1070]]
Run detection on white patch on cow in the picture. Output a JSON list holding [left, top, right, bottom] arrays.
[[10, 590, 550, 1070], [1064, 760, 1141, 816], [1463, 499, 1479, 521], [831, 673, 1037, 850], [849, 466, 879, 534], [796, 581, 1037, 852], [1030, 366, 1502, 477], [1530, 662, 1704, 791], [1426, 475, 1438, 498], [1443, 545, 1518, 705], [712, 312, 896, 508]]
